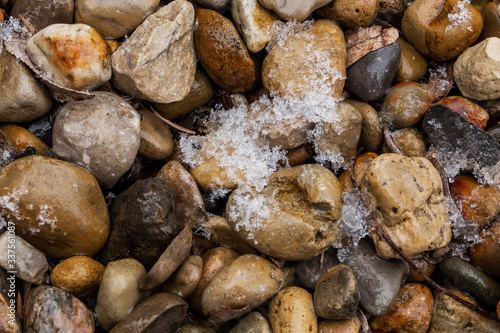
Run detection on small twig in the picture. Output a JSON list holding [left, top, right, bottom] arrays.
[[150, 106, 196, 135], [383, 124, 405, 155], [357, 308, 371, 333]]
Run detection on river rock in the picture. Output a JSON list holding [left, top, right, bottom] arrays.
[[0, 42, 52, 123], [314, 265, 359, 320], [436, 96, 489, 130], [177, 323, 216, 333], [369, 283, 433, 333], [360, 154, 451, 259], [258, 0, 332, 21], [50, 256, 104, 298], [201, 254, 284, 323], [27, 23, 111, 91], [194, 0, 229, 10], [262, 19, 346, 99], [319, 318, 360, 333], [194, 8, 256, 92], [395, 37, 428, 83], [75, 0, 160, 39], [226, 164, 342, 261], [109, 292, 188, 333], [478, 2, 500, 42], [201, 215, 257, 254], [0, 124, 50, 156], [95, 259, 148, 331], [112, 0, 196, 103], [344, 99, 382, 152], [0, 292, 21, 333], [402, 0, 483, 60], [100, 178, 181, 269], [345, 41, 401, 102], [382, 127, 426, 157], [0, 155, 109, 259], [52, 91, 141, 188], [294, 248, 339, 289], [162, 255, 203, 298], [0, 234, 48, 285], [316, 0, 379, 28], [23, 286, 94, 332], [454, 37, 500, 100], [344, 239, 409, 316], [12, 0, 73, 28], [137, 109, 173, 161], [228, 311, 271, 333]]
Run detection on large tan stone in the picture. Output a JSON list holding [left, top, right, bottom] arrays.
[[258, 0, 332, 21]]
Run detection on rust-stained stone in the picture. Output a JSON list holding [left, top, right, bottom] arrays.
[[436, 96, 489, 130], [194, 8, 256, 92], [470, 222, 500, 279], [0, 292, 21, 333], [0, 124, 49, 156]]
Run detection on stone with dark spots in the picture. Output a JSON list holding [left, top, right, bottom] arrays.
[[99, 178, 182, 269], [345, 41, 401, 102], [23, 286, 94, 333]]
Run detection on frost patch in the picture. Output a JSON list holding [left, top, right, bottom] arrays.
[[266, 20, 313, 52], [36, 204, 57, 229], [0, 17, 26, 42], [0, 186, 28, 216], [445, 0, 472, 33]]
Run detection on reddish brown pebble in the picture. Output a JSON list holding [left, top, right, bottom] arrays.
[[436, 96, 489, 130], [470, 222, 500, 279]]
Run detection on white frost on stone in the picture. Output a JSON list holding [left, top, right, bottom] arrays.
[[0, 17, 25, 41], [445, 0, 472, 33], [0, 186, 28, 215], [36, 204, 57, 229]]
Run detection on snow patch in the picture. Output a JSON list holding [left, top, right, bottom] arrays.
[[445, 0, 472, 33]]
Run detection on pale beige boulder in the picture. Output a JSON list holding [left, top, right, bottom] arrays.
[[258, 0, 332, 21]]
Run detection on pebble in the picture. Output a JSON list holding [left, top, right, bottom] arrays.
[[201, 215, 257, 254], [0, 43, 52, 123], [228, 311, 272, 333], [360, 154, 451, 259], [470, 222, 500, 279], [137, 108, 174, 161], [258, 0, 331, 21], [23, 286, 94, 332], [95, 258, 148, 331], [0, 292, 21, 333], [344, 99, 382, 152], [100, 178, 182, 269], [395, 36, 428, 83], [52, 91, 141, 188], [344, 239, 408, 316], [112, 0, 196, 103], [345, 41, 401, 102], [0, 155, 109, 259], [50, 256, 105, 298], [369, 283, 433, 333], [177, 323, 216, 333], [0, 124, 49, 156], [454, 37, 500, 100], [353, 152, 378, 186], [382, 127, 427, 157], [75, 0, 160, 39], [0, 234, 48, 285], [318, 318, 360, 333], [194, 8, 256, 92], [294, 247, 339, 289], [12, 0, 74, 29], [478, 2, 500, 42], [27, 23, 111, 91], [162, 255, 203, 298], [407, 257, 436, 283], [316, 0, 379, 28], [436, 96, 489, 130], [194, 0, 229, 11]]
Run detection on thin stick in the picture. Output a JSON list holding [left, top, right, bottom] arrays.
[[150, 106, 196, 135]]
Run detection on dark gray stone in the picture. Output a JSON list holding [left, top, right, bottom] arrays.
[[294, 247, 339, 289]]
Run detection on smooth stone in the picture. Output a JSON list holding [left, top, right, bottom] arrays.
[[262, 19, 346, 99], [345, 41, 401, 102], [100, 178, 181, 269], [177, 323, 216, 333], [231, 0, 279, 53], [268, 286, 318, 333], [438, 257, 500, 308], [226, 164, 342, 261], [194, 8, 256, 92], [0, 155, 109, 259], [201, 215, 257, 254], [109, 292, 188, 333], [0, 292, 21, 332], [314, 265, 359, 320], [0, 43, 52, 123], [12, 0, 73, 28], [407, 257, 436, 283], [228, 311, 271, 333], [201, 254, 284, 323], [156, 161, 206, 229], [344, 100, 382, 152], [319, 318, 360, 333], [23, 286, 94, 332], [402, 0, 483, 60], [137, 109, 173, 161], [27, 23, 111, 91], [112, 0, 196, 103], [258, 0, 332, 21], [353, 152, 378, 185], [344, 239, 409, 316], [0, 124, 49, 156], [75, 0, 160, 39], [316, 0, 379, 28], [436, 96, 489, 130], [0, 234, 48, 285], [52, 91, 141, 188], [162, 255, 203, 298], [369, 283, 433, 333], [470, 222, 500, 279], [194, 0, 228, 10], [151, 68, 215, 120], [395, 36, 428, 83], [95, 259, 148, 331], [50, 256, 105, 298], [294, 248, 339, 289], [454, 37, 500, 100], [360, 154, 451, 259], [382, 127, 427, 157], [478, 2, 500, 42]]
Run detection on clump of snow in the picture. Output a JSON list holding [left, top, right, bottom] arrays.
[[36, 204, 57, 230], [0, 186, 28, 216], [445, 0, 473, 33], [0, 17, 25, 42], [265, 20, 313, 52]]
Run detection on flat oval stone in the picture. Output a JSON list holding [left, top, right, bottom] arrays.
[[470, 223, 500, 279], [346, 41, 401, 102], [50, 256, 104, 298], [12, 0, 74, 29], [258, 0, 332, 21], [228, 312, 271, 333], [162, 255, 203, 298], [194, 8, 256, 92], [0, 124, 50, 156], [395, 36, 428, 83], [344, 99, 382, 152], [23, 286, 94, 332], [382, 127, 426, 157], [0, 155, 110, 259], [137, 109, 174, 161]]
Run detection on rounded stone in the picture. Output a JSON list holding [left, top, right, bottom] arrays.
[[395, 36, 428, 83], [294, 248, 339, 289], [50, 256, 105, 298], [75, 0, 160, 39], [162, 255, 203, 299], [478, 2, 500, 42], [0, 124, 50, 156], [319, 318, 361, 333], [26, 23, 111, 91], [12, 0, 74, 29], [470, 222, 500, 279], [382, 127, 427, 157], [201, 215, 257, 254], [52, 91, 141, 188], [228, 312, 271, 333], [436, 96, 489, 130], [316, 0, 379, 28], [194, 8, 256, 92], [344, 100, 382, 152], [258, 0, 331, 21], [0, 155, 110, 259], [137, 109, 173, 161]]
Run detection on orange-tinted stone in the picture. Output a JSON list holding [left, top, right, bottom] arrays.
[[0, 124, 50, 156], [470, 222, 500, 279], [353, 152, 378, 185], [436, 96, 489, 130]]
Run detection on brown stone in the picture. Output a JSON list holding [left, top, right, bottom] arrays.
[[353, 152, 378, 186], [436, 96, 489, 130], [0, 156, 110, 259], [470, 222, 500, 279], [229, 312, 271, 333], [285, 145, 313, 166], [0, 124, 49, 156], [345, 25, 399, 67], [319, 318, 360, 333], [395, 36, 428, 83], [194, 8, 256, 92], [382, 127, 427, 157], [137, 109, 174, 161], [317, 0, 379, 28], [12, 0, 74, 29], [162, 255, 203, 298], [338, 170, 354, 194], [478, 2, 500, 42], [344, 99, 382, 152], [258, 0, 332, 21], [202, 215, 257, 254], [0, 292, 21, 333], [50, 256, 105, 298], [370, 283, 433, 333]]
